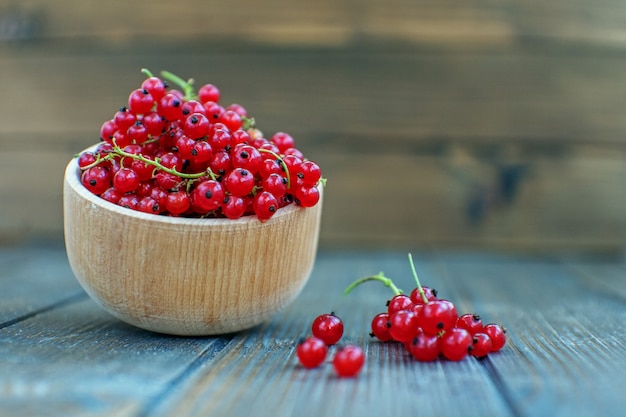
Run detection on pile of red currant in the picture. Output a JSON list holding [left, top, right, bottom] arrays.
[[296, 254, 506, 376], [77, 69, 323, 222]]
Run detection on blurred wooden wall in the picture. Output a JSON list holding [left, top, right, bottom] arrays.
[[1, 0, 625, 254]]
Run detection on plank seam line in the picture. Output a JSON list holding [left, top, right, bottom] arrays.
[[136, 336, 234, 417], [0, 291, 87, 330], [481, 357, 524, 417]]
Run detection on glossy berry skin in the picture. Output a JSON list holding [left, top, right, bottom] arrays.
[[296, 337, 327, 369], [469, 332, 493, 358], [253, 191, 279, 222], [483, 324, 507, 352], [409, 286, 438, 305], [418, 299, 458, 336], [387, 294, 414, 315], [165, 190, 191, 215], [224, 168, 255, 197], [369, 312, 393, 342], [191, 180, 224, 213], [198, 83, 220, 104], [81, 166, 111, 195], [332, 345, 365, 377], [387, 309, 419, 342], [440, 327, 473, 361], [456, 313, 484, 335], [294, 185, 320, 208], [311, 312, 344, 346], [409, 332, 441, 362]]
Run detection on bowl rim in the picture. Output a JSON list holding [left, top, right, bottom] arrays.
[[65, 144, 311, 227]]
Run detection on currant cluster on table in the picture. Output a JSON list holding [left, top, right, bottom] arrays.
[[296, 255, 507, 377], [77, 69, 323, 222]]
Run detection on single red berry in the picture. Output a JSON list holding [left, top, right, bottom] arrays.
[[369, 312, 393, 342], [219, 109, 243, 132], [155, 171, 182, 190], [181, 100, 206, 118], [165, 190, 191, 215], [141, 111, 166, 136], [294, 185, 320, 208], [141, 76, 167, 101], [81, 166, 111, 195], [469, 332, 493, 358], [418, 299, 458, 335], [332, 345, 365, 377], [271, 131, 295, 153], [296, 337, 327, 369], [118, 194, 139, 210], [483, 324, 507, 352], [409, 286, 438, 305], [232, 144, 262, 174], [409, 332, 441, 362], [221, 195, 247, 219], [296, 160, 322, 186], [100, 119, 118, 143], [127, 121, 149, 144], [253, 191, 279, 222], [191, 180, 225, 213], [77, 152, 97, 169], [191, 140, 213, 164], [311, 312, 344, 345], [456, 313, 484, 335], [226, 103, 247, 117], [183, 113, 211, 139], [157, 93, 184, 121], [198, 83, 220, 104], [113, 167, 140, 193], [137, 196, 160, 214], [100, 187, 122, 204], [387, 294, 414, 315], [224, 168, 255, 197], [175, 134, 197, 160], [387, 309, 420, 343], [440, 327, 472, 361], [203, 101, 224, 121], [128, 88, 154, 115], [261, 173, 288, 199], [113, 107, 137, 130]]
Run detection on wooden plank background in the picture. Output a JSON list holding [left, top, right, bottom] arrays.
[[1, 1, 625, 253]]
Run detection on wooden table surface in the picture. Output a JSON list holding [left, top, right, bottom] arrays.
[[1, 244, 625, 417]]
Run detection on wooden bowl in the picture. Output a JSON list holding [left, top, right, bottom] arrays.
[[63, 147, 322, 336]]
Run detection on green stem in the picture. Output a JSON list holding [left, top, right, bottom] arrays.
[[141, 68, 154, 78], [408, 253, 428, 304], [258, 148, 291, 189], [343, 271, 403, 296], [160, 70, 196, 101]]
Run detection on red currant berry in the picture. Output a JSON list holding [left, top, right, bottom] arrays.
[[127, 121, 149, 144], [100, 187, 122, 204], [157, 93, 184, 121], [203, 101, 224, 121], [165, 190, 191, 215], [141, 111, 166, 136], [209, 151, 232, 176], [191, 180, 225, 213], [387, 309, 420, 342], [224, 168, 255, 197], [191, 140, 213, 164], [183, 113, 211, 139], [100, 119, 118, 143], [141, 76, 166, 100], [113, 167, 140, 193], [198, 83, 220, 104], [221, 195, 247, 219], [296, 160, 322, 186], [386, 294, 414, 315], [261, 173, 288, 199], [226, 103, 248, 117], [232, 144, 262, 174], [77, 152, 97, 169], [311, 312, 344, 346], [271, 132, 295, 153], [253, 191, 279, 222], [296, 337, 327, 369], [155, 171, 182, 190], [137, 196, 160, 214], [294, 185, 320, 208], [118, 194, 139, 210], [440, 328, 473, 361], [469, 332, 493, 358], [219, 109, 243, 132], [81, 166, 111, 195], [181, 99, 206, 118], [408, 332, 441, 362], [113, 107, 137, 130], [369, 312, 393, 342], [175, 135, 197, 160], [483, 324, 507, 352], [332, 345, 365, 377], [456, 313, 484, 335], [128, 88, 154, 115], [418, 299, 458, 335], [409, 286, 438, 305]]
